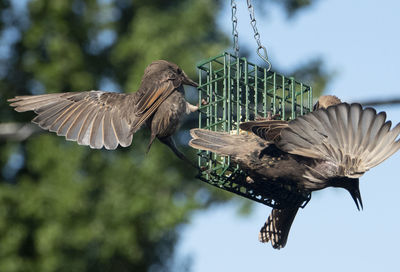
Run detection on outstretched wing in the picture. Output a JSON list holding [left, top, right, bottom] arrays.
[[240, 120, 288, 142], [277, 103, 400, 177], [8, 91, 135, 150]]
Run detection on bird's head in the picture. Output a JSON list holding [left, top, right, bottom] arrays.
[[313, 95, 342, 110], [144, 60, 198, 87], [331, 177, 363, 211]]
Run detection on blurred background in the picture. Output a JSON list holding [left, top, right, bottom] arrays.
[[1, 0, 399, 271]]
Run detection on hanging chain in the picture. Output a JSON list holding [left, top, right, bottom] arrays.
[[231, 0, 239, 57], [246, 0, 271, 71]]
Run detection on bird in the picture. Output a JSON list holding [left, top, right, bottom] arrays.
[[189, 95, 400, 249], [8, 60, 201, 165]]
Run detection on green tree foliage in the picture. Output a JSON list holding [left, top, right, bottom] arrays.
[[0, 0, 323, 271], [0, 1, 230, 271], [271, 0, 315, 17]]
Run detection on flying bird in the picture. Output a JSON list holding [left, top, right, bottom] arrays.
[[8, 60, 201, 164], [189, 95, 400, 249]]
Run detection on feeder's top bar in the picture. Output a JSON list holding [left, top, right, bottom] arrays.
[[197, 52, 263, 70], [197, 53, 227, 68]]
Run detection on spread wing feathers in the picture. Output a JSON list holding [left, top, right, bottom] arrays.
[[240, 120, 288, 142], [130, 79, 177, 134], [278, 103, 400, 177], [8, 91, 134, 150], [259, 207, 299, 249], [189, 128, 265, 157]]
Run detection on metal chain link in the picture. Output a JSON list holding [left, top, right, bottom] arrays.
[[246, 0, 271, 71], [231, 0, 239, 57]]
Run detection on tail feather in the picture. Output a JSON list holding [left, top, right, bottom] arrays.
[[278, 103, 400, 177], [189, 129, 242, 156], [259, 207, 299, 249], [189, 128, 265, 157], [190, 129, 230, 146], [189, 139, 228, 154]]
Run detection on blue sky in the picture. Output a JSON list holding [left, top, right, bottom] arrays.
[[176, 1, 400, 271]]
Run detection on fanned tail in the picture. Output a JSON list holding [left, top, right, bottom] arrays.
[[189, 128, 266, 157], [259, 207, 299, 249]]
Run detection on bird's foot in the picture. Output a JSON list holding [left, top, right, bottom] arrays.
[[256, 111, 281, 121], [246, 176, 255, 184], [197, 98, 208, 107], [187, 99, 208, 113]]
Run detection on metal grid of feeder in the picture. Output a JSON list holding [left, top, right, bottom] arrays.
[[196, 52, 313, 208]]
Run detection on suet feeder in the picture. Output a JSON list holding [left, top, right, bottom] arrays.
[[195, 52, 313, 208]]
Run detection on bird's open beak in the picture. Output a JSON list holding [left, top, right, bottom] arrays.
[[182, 72, 198, 87], [350, 187, 363, 211]]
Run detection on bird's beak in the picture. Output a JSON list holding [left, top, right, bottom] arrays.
[[182, 72, 198, 87], [350, 187, 363, 211]]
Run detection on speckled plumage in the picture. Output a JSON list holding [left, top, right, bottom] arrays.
[[189, 95, 400, 249]]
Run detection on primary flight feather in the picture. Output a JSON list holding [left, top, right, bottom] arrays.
[[9, 60, 200, 164], [189, 95, 400, 249]]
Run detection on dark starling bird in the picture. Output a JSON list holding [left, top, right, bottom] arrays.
[[189, 95, 400, 249], [8, 60, 200, 164]]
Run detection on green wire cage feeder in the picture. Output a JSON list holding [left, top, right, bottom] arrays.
[[195, 52, 314, 208]]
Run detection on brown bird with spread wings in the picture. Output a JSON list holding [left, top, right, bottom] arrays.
[[189, 95, 400, 249], [8, 60, 200, 164]]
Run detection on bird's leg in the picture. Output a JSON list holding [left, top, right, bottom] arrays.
[[146, 133, 157, 154], [158, 136, 199, 169], [186, 99, 208, 113], [256, 111, 281, 121], [246, 176, 255, 184]]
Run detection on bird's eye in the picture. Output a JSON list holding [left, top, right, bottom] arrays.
[[177, 68, 182, 74]]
